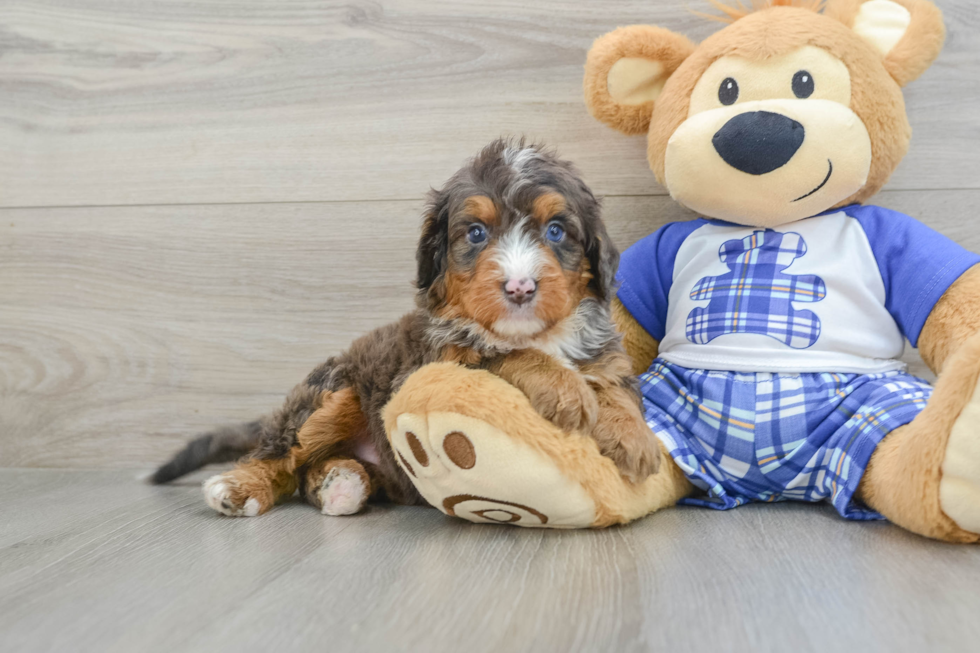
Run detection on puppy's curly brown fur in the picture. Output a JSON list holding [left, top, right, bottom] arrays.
[[153, 138, 660, 516]]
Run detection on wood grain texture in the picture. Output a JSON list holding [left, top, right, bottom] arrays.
[[0, 0, 977, 208], [2, 191, 977, 468], [1, 468, 979, 653]]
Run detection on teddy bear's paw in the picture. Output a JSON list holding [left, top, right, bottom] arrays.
[[940, 378, 980, 534], [388, 411, 597, 528], [203, 473, 262, 517], [318, 465, 370, 516]]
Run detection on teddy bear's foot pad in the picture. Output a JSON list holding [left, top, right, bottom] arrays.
[[941, 379, 980, 533], [389, 411, 597, 528]]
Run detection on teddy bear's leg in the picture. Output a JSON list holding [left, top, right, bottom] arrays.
[[858, 333, 980, 543], [382, 362, 690, 528]]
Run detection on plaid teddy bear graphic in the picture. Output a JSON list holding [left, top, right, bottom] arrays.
[[686, 229, 826, 349]]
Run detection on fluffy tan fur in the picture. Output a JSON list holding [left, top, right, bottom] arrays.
[[612, 298, 660, 375], [699, 0, 825, 23], [584, 2, 943, 207], [826, 0, 946, 86], [382, 362, 693, 527], [577, 0, 980, 541], [584, 26, 696, 136], [645, 7, 910, 208], [918, 264, 980, 375], [859, 331, 980, 543], [487, 347, 660, 481], [214, 387, 367, 514]]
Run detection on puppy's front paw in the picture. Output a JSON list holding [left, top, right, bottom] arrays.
[[605, 434, 661, 484], [203, 473, 263, 517], [527, 372, 599, 432], [590, 391, 661, 483]]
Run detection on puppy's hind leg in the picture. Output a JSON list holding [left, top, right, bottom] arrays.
[[295, 387, 373, 515], [301, 458, 376, 516], [204, 458, 297, 517], [204, 387, 365, 517]]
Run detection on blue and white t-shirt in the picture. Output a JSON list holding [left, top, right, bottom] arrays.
[[616, 205, 980, 374]]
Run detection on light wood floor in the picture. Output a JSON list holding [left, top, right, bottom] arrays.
[[3, 1, 980, 650], [3, 468, 980, 653]]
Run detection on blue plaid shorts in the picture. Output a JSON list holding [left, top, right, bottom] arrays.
[[640, 360, 933, 520]]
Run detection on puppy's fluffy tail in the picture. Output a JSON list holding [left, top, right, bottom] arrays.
[[149, 420, 264, 484]]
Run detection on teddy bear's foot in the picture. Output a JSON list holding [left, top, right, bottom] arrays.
[[388, 410, 598, 527], [860, 334, 980, 543], [383, 362, 692, 528], [941, 379, 980, 533]]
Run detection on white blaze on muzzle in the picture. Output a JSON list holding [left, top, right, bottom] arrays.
[[493, 218, 544, 285], [490, 218, 548, 336]]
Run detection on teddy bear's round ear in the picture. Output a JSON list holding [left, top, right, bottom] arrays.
[[826, 0, 945, 87], [584, 25, 696, 136]]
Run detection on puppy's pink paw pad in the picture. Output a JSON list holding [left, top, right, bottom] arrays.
[[319, 467, 368, 516]]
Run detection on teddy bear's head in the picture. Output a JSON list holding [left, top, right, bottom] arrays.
[[584, 0, 945, 227]]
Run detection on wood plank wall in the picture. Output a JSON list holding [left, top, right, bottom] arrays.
[[1, 1, 977, 467]]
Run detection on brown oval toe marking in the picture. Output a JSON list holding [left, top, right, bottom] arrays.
[[397, 451, 416, 478], [443, 431, 476, 469], [405, 431, 428, 467]]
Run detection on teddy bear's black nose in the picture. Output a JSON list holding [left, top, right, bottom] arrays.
[[712, 111, 805, 175]]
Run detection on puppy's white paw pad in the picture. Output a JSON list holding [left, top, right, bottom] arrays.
[[319, 467, 368, 516], [203, 474, 258, 517]]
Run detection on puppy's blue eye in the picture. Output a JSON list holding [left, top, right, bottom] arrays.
[[546, 223, 565, 243], [467, 225, 487, 244]]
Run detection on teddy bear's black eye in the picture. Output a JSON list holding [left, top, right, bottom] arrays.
[[792, 70, 815, 98], [718, 77, 739, 105]]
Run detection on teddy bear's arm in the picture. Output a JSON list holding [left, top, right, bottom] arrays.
[[612, 298, 660, 375], [918, 264, 980, 374]]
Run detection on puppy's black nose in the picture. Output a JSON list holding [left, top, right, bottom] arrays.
[[504, 278, 536, 306], [712, 111, 805, 175]]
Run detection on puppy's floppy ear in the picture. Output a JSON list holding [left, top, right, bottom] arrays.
[[579, 191, 619, 303], [584, 25, 696, 136], [416, 189, 451, 301], [826, 0, 945, 87]]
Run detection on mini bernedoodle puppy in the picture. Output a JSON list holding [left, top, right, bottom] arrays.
[[152, 139, 660, 517]]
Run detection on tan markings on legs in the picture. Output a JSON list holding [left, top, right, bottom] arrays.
[[205, 387, 366, 517], [588, 385, 661, 483], [442, 344, 484, 367], [302, 458, 375, 515], [486, 348, 598, 432], [858, 332, 980, 543], [580, 349, 660, 482], [296, 387, 368, 468], [204, 457, 297, 517]]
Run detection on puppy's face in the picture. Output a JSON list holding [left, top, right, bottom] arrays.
[[417, 141, 617, 340]]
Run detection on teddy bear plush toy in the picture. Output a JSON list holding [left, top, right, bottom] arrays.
[[382, 0, 980, 543]]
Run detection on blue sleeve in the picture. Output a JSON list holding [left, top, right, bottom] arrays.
[[850, 205, 980, 347], [615, 220, 706, 341]]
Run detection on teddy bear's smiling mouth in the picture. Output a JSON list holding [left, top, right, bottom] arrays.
[[792, 159, 834, 202]]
